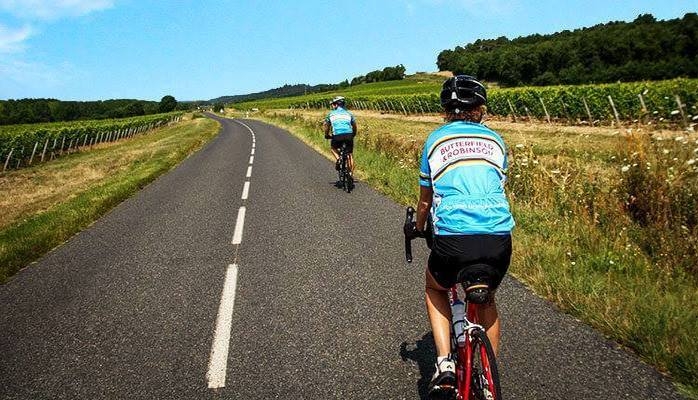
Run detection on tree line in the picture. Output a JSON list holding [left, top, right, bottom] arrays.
[[436, 13, 698, 87], [349, 64, 406, 85], [0, 96, 180, 126]]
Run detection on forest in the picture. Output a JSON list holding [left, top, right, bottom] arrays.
[[0, 96, 181, 126], [436, 13, 698, 86]]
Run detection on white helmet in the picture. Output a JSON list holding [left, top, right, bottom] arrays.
[[331, 96, 346, 107]]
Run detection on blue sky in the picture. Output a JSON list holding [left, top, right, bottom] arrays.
[[0, 0, 695, 101]]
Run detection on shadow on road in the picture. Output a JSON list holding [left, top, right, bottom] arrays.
[[400, 332, 437, 400]]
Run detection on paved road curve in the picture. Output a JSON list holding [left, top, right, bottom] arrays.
[[0, 115, 685, 399]]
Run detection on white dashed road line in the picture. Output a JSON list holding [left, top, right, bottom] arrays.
[[231, 206, 246, 245], [241, 181, 250, 200], [207, 119, 257, 390], [206, 263, 239, 389]]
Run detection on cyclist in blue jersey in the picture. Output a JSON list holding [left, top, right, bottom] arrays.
[[323, 96, 357, 174], [415, 75, 515, 396]]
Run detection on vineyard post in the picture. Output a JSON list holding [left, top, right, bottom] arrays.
[[400, 101, 408, 116], [507, 98, 517, 122], [82, 135, 88, 148], [60, 136, 65, 155], [3, 148, 13, 173], [582, 97, 593, 125], [675, 95, 688, 127], [561, 100, 572, 125], [524, 106, 532, 123], [29, 141, 39, 165], [638, 93, 648, 124], [50, 138, 57, 160], [608, 95, 621, 127], [16, 147, 24, 169], [538, 97, 551, 123], [68, 139, 74, 153], [40, 138, 49, 162]]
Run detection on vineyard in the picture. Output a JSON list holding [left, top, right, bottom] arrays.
[[0, 112, 184, 172], [233, 78, 698, 128]]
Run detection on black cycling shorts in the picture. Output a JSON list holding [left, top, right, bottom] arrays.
[[428, 234, 512, 290], [330, 134, 354, 154]]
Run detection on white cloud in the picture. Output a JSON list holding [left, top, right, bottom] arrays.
[[0, 0, 114, 20], [0, 23, 32, 53]]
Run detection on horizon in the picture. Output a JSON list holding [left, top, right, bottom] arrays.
[[1, 1, 695, 102]]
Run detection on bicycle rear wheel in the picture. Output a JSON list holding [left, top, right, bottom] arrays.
[[469, 329, 501, 400]]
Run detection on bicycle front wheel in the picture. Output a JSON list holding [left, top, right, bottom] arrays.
[[470, 329, 502, 400]]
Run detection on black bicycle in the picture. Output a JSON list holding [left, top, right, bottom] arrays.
[[337, 142, 353, 193], [404, 207, 502, 400]]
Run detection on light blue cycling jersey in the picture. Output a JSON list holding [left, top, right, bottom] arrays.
[[419, 121, 515, 235], [325, 107, 355, 136]]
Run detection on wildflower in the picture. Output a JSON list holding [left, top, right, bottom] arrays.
[[688, 159, 696, 166], [609, 260, 614, 265], [571, 262, 576, 266], [663, 149, 670, 154], [515, 174, 521, 178], [675, 136, 685, 141], [551, 169, 560, 174], [621, 165, 630, 172], [515, 143, 525, 149], [533, 160, 539, 165], [671, 110, 680, 116]]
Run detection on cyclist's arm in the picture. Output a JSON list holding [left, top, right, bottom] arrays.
[[351, 119, 357, 136], [416, 185, 433, 232], [323, 119, 332, 137]]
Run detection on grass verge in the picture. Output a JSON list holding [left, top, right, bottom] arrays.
[[246, 109, 698, 398], [0, 116, 220, 283]]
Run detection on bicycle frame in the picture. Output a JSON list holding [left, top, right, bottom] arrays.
[[404, 206, 500, 400], [450, 286, 491, 400]]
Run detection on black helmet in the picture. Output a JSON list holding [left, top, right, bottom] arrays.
[[331, 96, 346, 107], [440, 75, 487, 111]]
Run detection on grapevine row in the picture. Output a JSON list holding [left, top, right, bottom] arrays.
[[236, 78, 698, 127], [0, 112, 184, 172]]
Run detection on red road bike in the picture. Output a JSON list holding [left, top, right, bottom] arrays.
[[404, 207, 502, 400]]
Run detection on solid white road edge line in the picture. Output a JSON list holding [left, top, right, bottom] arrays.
[[206, 263, 239, 389], [241, 181, 250, 200], [231, 207, 246, 245]]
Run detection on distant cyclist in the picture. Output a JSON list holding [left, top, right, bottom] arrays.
[[415, 75, 515, 396], [323, 96, 357, 175]]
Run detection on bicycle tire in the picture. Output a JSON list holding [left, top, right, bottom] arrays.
[[469, 329, 502, 400]]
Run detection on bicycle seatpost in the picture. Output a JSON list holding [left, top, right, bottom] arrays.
[[404, 207, 415, 263]]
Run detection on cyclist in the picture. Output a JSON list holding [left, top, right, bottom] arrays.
[[323, 96, 357, 175], [415, 75, 514, 396]]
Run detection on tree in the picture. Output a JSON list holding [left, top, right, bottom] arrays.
[[159, 95, 177, 113]]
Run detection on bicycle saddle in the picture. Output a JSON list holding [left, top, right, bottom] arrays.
[[456, 263, 495, 304]]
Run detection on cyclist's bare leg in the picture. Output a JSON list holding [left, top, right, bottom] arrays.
[[476, 298, 501, 355], [330, 148, 340, 162], [425, 268, 451, 357], [347, 154, 354, 172]]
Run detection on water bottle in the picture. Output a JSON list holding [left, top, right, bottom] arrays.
[[451, 299, 466, 345]]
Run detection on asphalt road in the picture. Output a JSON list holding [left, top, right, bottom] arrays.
[[0, 114, 685, 399]]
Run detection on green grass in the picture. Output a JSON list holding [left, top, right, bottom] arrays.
[[0, 116, 219, 283], [248, 109, 698, 398]]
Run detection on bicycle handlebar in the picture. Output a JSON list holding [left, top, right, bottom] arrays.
[[403, 206, 422, 263]]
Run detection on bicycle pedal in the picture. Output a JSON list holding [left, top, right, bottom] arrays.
[[429, 384, 456, 400]]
